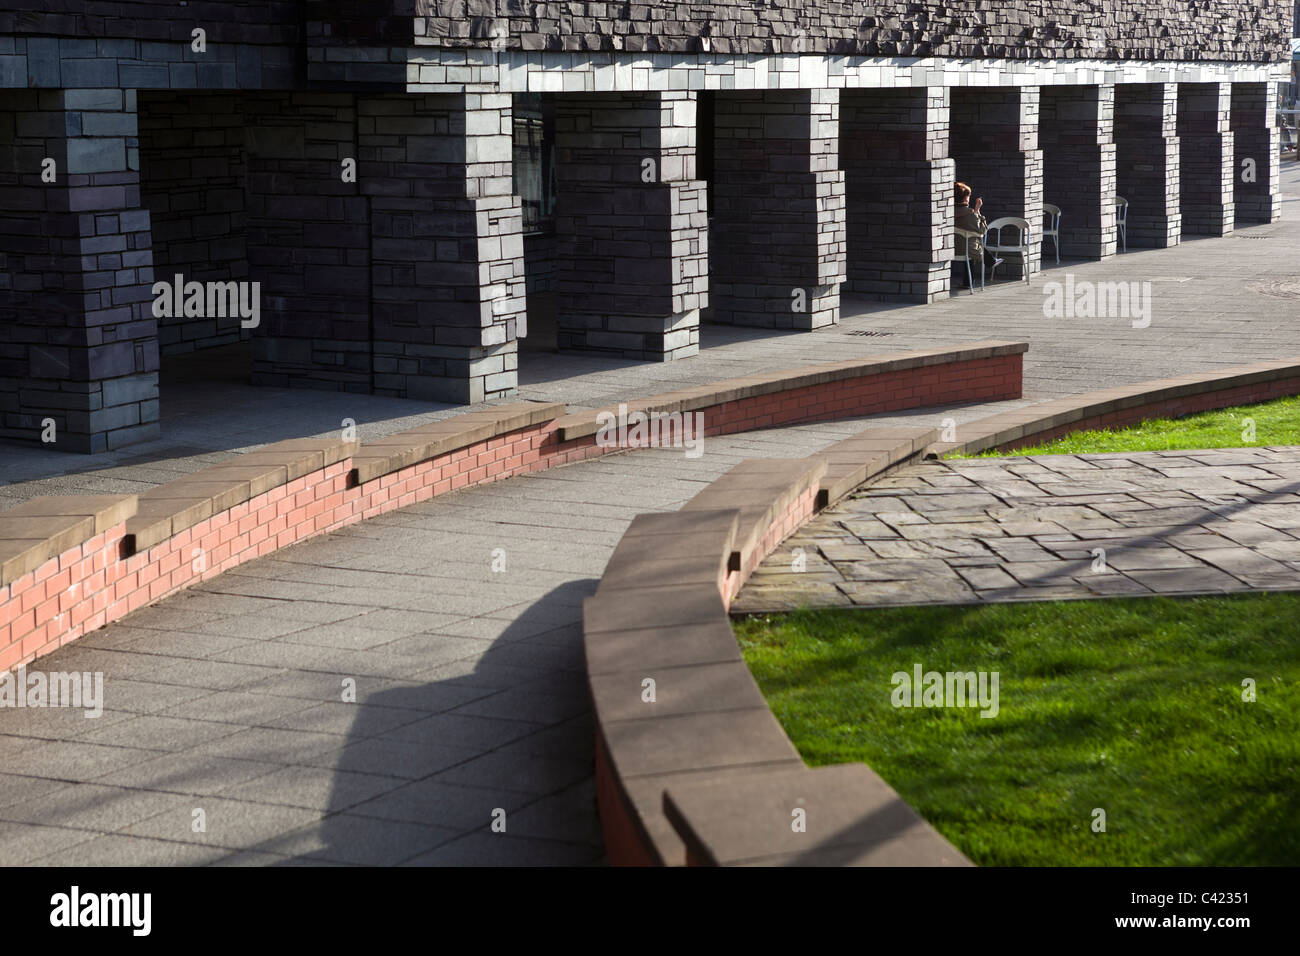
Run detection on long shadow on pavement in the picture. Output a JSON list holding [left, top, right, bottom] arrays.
[[280, 578, 605, 866]]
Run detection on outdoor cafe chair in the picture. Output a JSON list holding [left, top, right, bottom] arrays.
[[1042, 203, 1062, 264], [984, 217, 1033, 286], [955, 227, 985, 293]]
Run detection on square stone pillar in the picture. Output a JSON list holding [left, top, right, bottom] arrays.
[[1114, 83, 1181, 248], [841, 88, 954, 302], [0, 89, 159, 453], [711, 90, 845, 329], [1231, 82, 1282, 226], [553, 91, 707, 361], [1178, 83, 1234, 237], [1039, 85, 1118, 259], [949, 87, 1043, 278], [359, 92, 525, 404]]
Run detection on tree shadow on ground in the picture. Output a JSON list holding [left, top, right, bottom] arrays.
[[280, 578, 606, 867]]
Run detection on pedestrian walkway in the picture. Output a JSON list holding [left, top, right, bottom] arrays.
[[734, 447, 1300, 612], [0, 407, 1020, 865]]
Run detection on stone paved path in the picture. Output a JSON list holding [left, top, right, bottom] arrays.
[[2, 411, 1020, 866], [735, 447, 1300, 612]]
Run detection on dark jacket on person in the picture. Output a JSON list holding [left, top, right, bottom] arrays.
[[955, 203, 987, 259]]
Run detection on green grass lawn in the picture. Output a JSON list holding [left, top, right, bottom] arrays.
[[956, 394, 1300, 457], [735, 596, 1300, 866]]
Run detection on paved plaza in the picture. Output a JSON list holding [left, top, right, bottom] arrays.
[[735, 447, 1300, 612], [0, 165, 1296, 866], [0, 414, 982, 866]]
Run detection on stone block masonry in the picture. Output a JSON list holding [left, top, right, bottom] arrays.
[[138, 92, 251, 356], [1039, 85, 1118, 259], [402, 1, 1290, 63], [360, 92, 526, 403], [554, 91, 707, 361], [1230, 83, 1281, 227], [0, 88, 159, 454], [1114, 83, 1181, 248], [1178, 83, 1234, 237], [711, 89, 846, 330], [841, 87, 953, 303], [244, 93, 373, 393]]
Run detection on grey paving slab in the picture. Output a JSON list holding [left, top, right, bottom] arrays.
[[736, 448, 1300, 614]]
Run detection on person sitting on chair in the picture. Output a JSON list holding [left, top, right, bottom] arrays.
[[954, 182, 998, 284]]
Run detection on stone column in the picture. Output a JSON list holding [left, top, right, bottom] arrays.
[[949, 87, 1043, 278], [711, 89, 845, 328], [553, 91, 707, 361], [841, 87, 954, 302], [1231, 82, 1281, 226], [1039, 84, 1118, 259], [1114, 83, 1181, 247], [359, 92, 525, 404], [1177, 82, 1234, 236], [0, 89, 159, 453]]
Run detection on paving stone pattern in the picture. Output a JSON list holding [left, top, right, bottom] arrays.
[[0, 415, 960, 866], [736, 448, 1300, 612]]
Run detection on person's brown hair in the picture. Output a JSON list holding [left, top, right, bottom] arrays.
[[955, 182, 971, 205]]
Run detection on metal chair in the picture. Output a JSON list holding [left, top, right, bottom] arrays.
[[955, 227, 984, 293], [1042, 203, 1062, 264], [1113, 196, 1128, 252], [984, 217, 1033, 285]]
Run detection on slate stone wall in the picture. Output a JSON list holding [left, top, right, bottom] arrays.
[[0, 3, 302, 45], [243, 92, 373, 393], [711, 89, 846, 329], [1178, 82, 1234, 237], [840, 87, 953, 303], [138, 92, 251, 356], [405, 1, 1289, 63], [0, 88, 159, 453], [359, 91, 525, 403], [1114, 83, 1181, 247], [1231, 82, 1282, 225], [553, 91, 707, 360]]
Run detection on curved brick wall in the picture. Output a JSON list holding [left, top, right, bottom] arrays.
[[0, 342, 1025, 671], [584, 425, 970, 866], [927, 357, 1300, 458], [586, 354, 1300, 866]]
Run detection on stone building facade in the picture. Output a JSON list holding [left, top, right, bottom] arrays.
[[0, 1, 1290, 452]]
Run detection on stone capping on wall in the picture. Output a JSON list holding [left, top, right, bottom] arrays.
[[0, 342, 1026, 673], [555, 341, 1028, 442], [925, 357, 1300, 457], [583, 423, 971, 866]]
